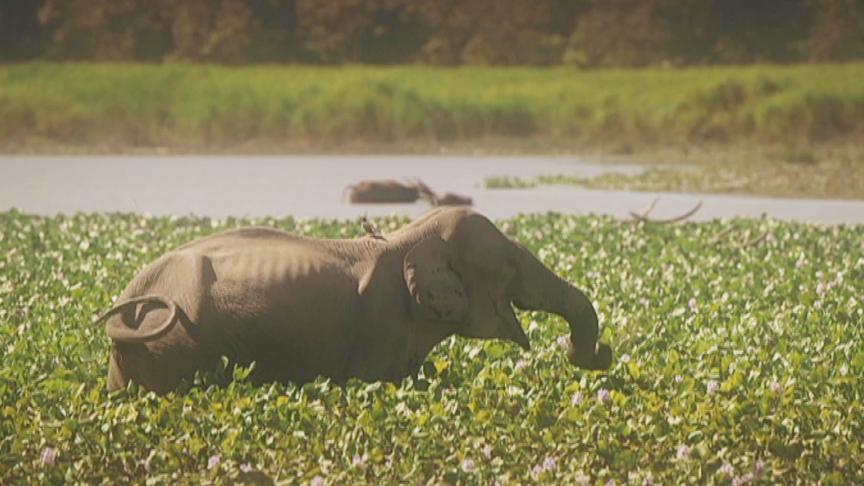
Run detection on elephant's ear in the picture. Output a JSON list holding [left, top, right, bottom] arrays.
[[404, 236, 469, 323]]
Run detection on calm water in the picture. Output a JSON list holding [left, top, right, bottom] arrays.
[[1, 155, 862, 224]]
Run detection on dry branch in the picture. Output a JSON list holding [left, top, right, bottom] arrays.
[[630, 199, 702, 224], [707, 226, 737, 246], [732, 230, 770, 250]]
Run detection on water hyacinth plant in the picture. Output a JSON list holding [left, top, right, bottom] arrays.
[[0, 210, 862, 484]]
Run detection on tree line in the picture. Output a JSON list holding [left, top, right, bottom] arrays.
[[2, 0, 862, 66]]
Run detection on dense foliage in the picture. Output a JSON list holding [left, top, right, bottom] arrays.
[[1, 210, 861, 484], [2, 63, 863, 152], [2, 0, 863, 66]]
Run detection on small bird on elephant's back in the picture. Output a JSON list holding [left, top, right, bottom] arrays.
[[95, 208, 612, 394]]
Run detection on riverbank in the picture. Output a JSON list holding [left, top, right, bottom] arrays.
[[2, 62, 862, 153]]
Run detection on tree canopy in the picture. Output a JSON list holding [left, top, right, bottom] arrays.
[[2, 0, 863, 65]]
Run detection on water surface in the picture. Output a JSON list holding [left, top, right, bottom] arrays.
[[1, 155, 861, 224]]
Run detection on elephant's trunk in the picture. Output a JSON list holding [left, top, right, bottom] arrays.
[[511, 244, 612, 370]]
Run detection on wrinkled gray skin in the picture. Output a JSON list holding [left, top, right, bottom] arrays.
[[101, 208, 612, 394]]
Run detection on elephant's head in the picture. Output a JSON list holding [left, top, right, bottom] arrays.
[[400, 209, 612, 370], [404, 235, 469, 324]]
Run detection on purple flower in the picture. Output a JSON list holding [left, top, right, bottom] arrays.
[[795, 257, 806, 269], [597, 388, 611, 404], [531, 456, 561, 478], [674, 375, 684, 384], [816, 282, 827, 296], [770, 381, 783, 393], [461, 458, 476, 473], [732, 472, 754, 486], [531, 464, 545, 479], [556, 335, 570, 349], [482, 444, 494, 460], [573, 471, 590, 485], [719, 463, 734, 476], [514, 359, 529, 371], [571, 391, 584, 406], [688, 298, 698, 312], [753, 459, 767, 478], [707, 379, 719, 394], [40, 447, 57, 467], [605, 480, 617, 486], [676, 444, 691, 460], [240, 463, 255, 473], [620, 353, 631, 363], [352, 454, 367, 468], [310, 475, 325, 486], [207, 454, 221, 470]]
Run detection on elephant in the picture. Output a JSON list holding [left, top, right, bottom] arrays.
[[431, 192, 473, 207], [96, 207, 612, 394], [343, 179, 435, 203], [343, 179, 473, 207]]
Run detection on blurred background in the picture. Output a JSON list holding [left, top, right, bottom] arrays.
[[1, 0, 863, 221], [4, 0, 863, 66]]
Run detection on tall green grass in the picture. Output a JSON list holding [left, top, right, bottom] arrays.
[[1, 62, 863, 149]]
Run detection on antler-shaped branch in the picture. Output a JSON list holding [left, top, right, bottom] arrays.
[[630, 198, 702, 224], [410, 178, 439, 204], [707, 225, 737, 246], [735, 230, 769, 249]]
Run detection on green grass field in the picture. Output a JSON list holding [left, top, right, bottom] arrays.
[[1, 211, 862, 484], [1, 63, 863, 151]]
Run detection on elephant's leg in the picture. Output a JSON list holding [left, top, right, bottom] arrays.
[[107, 343, 179, 394], [107, 347, 129, 391], [110, 340, 214, 395], [106, 305, 211, 395]]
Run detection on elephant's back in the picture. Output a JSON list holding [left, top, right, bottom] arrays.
[[116, 226, 353, 325], [175, 226, 305, 252], [185, 230, 358, 330]]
